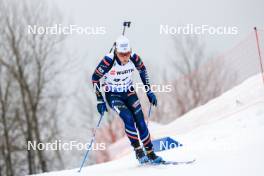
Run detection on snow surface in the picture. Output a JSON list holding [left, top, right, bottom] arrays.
[[31, 74, 264, 176]]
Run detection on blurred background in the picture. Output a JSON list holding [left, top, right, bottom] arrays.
[[0, 0, 263, 175]]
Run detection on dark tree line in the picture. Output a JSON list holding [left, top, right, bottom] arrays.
[[0, 0, 67, 175]]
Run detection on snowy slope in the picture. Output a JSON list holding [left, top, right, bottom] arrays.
[[32, 74, 264, 176]]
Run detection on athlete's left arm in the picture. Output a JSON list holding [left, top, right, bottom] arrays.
[[130, 53, 151, 91]]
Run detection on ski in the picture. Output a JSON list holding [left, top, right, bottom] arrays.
[[138, 159, 196, 167], [159, 159, 196, 165], [142, 159, 196, 166]]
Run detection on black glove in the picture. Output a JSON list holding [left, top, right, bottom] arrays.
[[147, 91, 157, 106], [97, 100, 108, 115]]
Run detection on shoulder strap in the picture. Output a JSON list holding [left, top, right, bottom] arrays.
[[110, 52, 116, 68], [129, 52, 138, 67]]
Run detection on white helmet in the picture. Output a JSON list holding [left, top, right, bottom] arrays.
[[115, 35, 131, 53]]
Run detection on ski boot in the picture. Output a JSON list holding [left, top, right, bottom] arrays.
[[146, 149, 164, 164], [135, 148, 149, 164]]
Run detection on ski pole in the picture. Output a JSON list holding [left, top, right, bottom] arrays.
[[78, 113, 104, 172], [148, 103, 152, 118], [147, 103, 152, 125]]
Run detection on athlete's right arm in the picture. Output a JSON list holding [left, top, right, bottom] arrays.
[[91, 55, 113, 101]]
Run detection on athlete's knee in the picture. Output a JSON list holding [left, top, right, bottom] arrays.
[[136, 119, 147, 131], [117, 108, 136, 132]]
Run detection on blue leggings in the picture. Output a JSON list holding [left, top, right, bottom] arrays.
[[105, 91, 153, 150]]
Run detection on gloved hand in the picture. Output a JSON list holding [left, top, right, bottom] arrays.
[[147, 91, 157, 106], [97, 100, 108, 115]]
